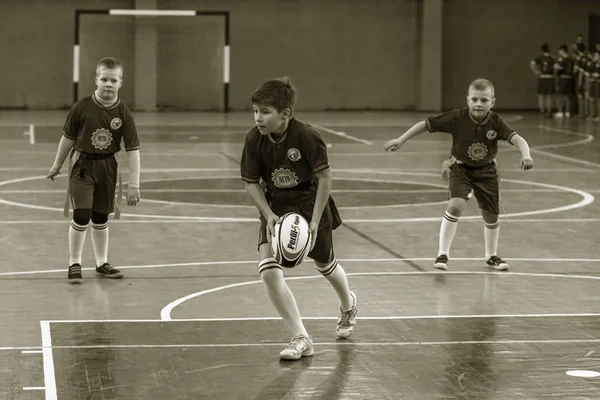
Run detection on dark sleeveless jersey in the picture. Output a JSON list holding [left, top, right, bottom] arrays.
[[63, 95, 140, 154], [241, 118, 329, 200], [426, 109, 517, 168]]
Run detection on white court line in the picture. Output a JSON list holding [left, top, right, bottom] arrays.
[[0, 218, 599, 225], [24, 339, 600, 349], [23, 387, 44, 391], [40, 313, 600, 324], [22, 350, 43, 354], [312, 124, 373, 145], [159, 270, 600, 321], [40, 321, 57, 400], [3, 258, 600, 277], [535, 125, 594, 149]]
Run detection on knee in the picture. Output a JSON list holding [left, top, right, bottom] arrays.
[[91, 211, 109, 225], [72, 208, 92, 226], [446, 199, 466, 217], [260, 267, 284, 287]]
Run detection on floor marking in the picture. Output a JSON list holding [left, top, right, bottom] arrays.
[[159, 270, 600, 321], [40, 321, 57, 400]]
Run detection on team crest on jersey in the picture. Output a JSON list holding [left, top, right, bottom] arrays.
[[287, 148, 301, 162], [271, 168, 299, 189], [91, 128, 113, 150], [467, 142, 488, 161], [486, 130, 497, 140], [110, 118, 122, 130]]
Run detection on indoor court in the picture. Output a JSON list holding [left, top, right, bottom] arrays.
[[0, 110, 599, 399]]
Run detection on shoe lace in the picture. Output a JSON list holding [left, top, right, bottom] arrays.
[[338, 307, 356, 327], [69, 264, 81, 273], [285, 335, 308, 351]]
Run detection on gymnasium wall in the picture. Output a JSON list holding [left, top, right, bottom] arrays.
[[1, 0, 599, 111]]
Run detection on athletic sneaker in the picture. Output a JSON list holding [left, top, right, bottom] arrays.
[[68, 264, 82, 284], [279, 334, 314, 360], [336, 291, 358, 339], [96, 263, 124, 279], [487, 256, 509, 271], [434, 255, 448, 270]]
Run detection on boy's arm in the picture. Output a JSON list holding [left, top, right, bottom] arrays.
[[311, 168, 332, 228], [245, 182, 278, 240], [529, 60, 541, 75], [126, 149, 141, 205], [383, 121, 428, 152], [509, 134, 534, 170], [47, 136, 75, 180]]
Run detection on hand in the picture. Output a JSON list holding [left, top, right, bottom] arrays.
[[308, 221, 319, 251], [127, 186, 141, 206], [521, 157, 534, 170], [383, 139, 403, 152], [440, 157, 456, 181], [266, 213, 280, 244], [47, 165, 61, 181]]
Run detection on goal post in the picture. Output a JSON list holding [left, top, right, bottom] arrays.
[[73, 9, 230, 111]]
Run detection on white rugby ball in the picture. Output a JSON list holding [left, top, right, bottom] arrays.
[[271, 212, 311, 268]]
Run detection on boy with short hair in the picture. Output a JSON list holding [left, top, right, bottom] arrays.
[[47, 57, 141, 283], [240, 77, 357, 360], [384, 78, 534, 271]]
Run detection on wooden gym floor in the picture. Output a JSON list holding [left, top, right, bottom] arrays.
[[0, 110, 598, 399]]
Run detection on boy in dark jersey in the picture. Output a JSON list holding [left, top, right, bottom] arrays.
[[553, 44, 575, 118], [241, 77, 357, 360], [384, 78, 533, 271], [47, 57, 141, 284], [529, 43, 556, 116]]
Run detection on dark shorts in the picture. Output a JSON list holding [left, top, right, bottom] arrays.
[[70, 153, 117, 214], [449, 163, 499, 214], [258, 195, 342, 264], [537, 77, 555, 95], [557, 77, 574, 96]]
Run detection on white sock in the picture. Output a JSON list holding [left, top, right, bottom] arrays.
[[91, 222, 109, 267], [438, 212, 459, 256], [317, 260, 354, 311], [484, 221, 500, 259], [69, 221, 88, 265]]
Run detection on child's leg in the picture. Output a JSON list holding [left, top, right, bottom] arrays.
[[315, 259, 354, 312], [481, 209, 500, 259], [258, 244, 308, 337], [69, 208, 91, 265], [91, 211, 109, 267]]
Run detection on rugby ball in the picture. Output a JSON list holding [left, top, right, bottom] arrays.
[[271, 212, 312, 268]]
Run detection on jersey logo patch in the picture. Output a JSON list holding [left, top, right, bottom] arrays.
[[91, 128, 113, 150], [110, 118, 122, 130], [287, 148, 301, 162], [467, 142, 488, 161], [486, 130, 497, 140], [271, 168, 299, 189]]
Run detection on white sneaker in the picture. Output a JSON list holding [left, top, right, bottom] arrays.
[[554, 112, 564, 118], [336, 291, 358, 339], [279, 334, 314, 360]]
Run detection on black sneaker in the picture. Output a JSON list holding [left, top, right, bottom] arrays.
[[434, 255, 448, 270], [487, 256, 509, 271], [68, 264, 82, 284], [96, 263, 124, 279]]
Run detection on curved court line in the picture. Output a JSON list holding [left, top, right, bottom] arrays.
[[534, 125, 594, 150], [0, 171, 593, 221], [160, 270, 600, 321]]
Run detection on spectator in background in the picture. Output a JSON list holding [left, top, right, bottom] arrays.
[[588, 45, 600, 121], [530, 43, 556, 116]]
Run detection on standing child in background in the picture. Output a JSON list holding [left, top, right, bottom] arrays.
[[384, 78, 534, 271], [241, 77, 357, 361], [47, 57, 141, 284], [553, 44, 575, 118], [530, 43, 556, 116], [587, 45, 600, 121]]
